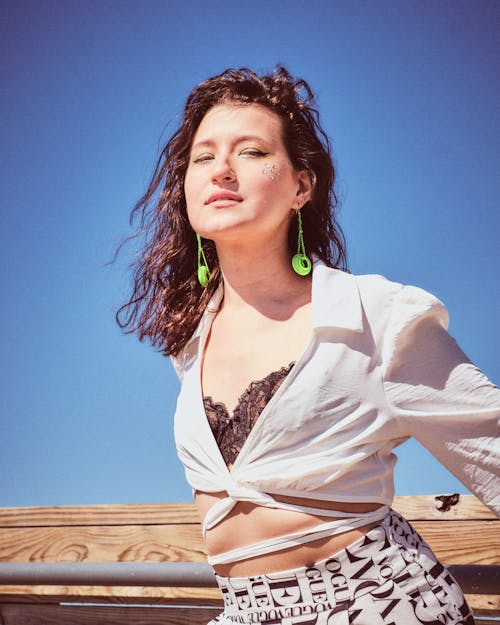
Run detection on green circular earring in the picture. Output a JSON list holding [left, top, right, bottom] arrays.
[[291, 211, 312, 276], [196, 234, 211, 287]]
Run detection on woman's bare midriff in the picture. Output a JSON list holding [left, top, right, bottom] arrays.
[[195, 490, 383, 577]]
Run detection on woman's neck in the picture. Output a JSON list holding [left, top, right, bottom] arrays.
[[216, 243, 312, 320]]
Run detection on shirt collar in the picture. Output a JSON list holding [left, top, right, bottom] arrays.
[[311, 257, 364, 333], [185, 256, 363, 351]]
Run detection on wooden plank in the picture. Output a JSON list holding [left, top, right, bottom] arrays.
[[0, 520, 496, 565], [1, 586, 499, 613], [0, 504, 200, 528], [466, 593, 500, 615], [393, 494, 496, 520], [412, 521, 499, 565], [0, 601, 498, 624], [0, 496, 496, 614], [0, 585, 223, 605], [0, 495, 494, 528], [0, 525, 205, 563], [0, 603, 220, 625]]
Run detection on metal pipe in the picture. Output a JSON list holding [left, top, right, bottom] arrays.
[[0, 562, 217, 587], [0, 562, 497, 594]]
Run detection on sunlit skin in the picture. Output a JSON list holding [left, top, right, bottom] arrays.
[[185, 103, 308, 252], [184, 104, 381, 577]]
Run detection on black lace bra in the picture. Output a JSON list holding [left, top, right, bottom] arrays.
[[203, 362, 295, 467]]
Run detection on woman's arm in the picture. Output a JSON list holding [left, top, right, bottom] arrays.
[[382, 284, 500, 516]]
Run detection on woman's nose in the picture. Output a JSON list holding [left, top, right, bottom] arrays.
[[211, 158, 236, 184]]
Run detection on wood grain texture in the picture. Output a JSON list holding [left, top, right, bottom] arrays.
[[0, 503, 200, 528], [0, 584, 223, 604], [0, 495, 494, 528], [0, 600, 497, 624], [0, 525, 205, 563], [0, 603, 220, 625], [0, 496, 497, 618], [466, 594, 500, 615], [412, 521, 500, 565], [1, 587, 498, 612], [393, 494, 495, 520], [0, 520, 496, 565], [0, 587, 498, 613]]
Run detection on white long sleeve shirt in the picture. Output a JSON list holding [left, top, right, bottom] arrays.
[[172, 259, 500, 564]]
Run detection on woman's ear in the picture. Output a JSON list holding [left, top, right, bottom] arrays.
[[294, 169, 315, 209]]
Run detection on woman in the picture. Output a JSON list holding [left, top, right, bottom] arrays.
[[118, 66, 499, 624]]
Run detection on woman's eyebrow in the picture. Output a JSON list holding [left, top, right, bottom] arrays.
[[191, 134, 272, 151]]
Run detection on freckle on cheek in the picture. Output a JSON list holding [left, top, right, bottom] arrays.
[[262, 163, 280, 181]]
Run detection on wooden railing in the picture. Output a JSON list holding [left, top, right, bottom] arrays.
[[0, 494, 498, 624]]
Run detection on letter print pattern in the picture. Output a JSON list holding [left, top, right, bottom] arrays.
[[207, 511, 474, 625]]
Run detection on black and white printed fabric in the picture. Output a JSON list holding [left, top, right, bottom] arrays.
[[208, 510, 474, 625]]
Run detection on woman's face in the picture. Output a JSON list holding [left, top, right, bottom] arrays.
[[184, 103, 311, 248]]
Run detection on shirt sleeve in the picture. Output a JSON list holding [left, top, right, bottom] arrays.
[[382, 284, 500, 517]]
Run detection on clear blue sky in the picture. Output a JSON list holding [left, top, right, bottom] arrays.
[[1, 0, 498, 507]]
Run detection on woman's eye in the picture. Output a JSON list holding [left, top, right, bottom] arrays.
[[192, 154, 214, 164], [240, 149, 268, 158]]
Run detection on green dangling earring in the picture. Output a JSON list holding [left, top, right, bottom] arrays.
[[291, 210, 312, 276], [196, 234, 211, 287]]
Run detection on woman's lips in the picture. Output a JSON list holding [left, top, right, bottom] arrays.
[[205, 192, 243, 207]]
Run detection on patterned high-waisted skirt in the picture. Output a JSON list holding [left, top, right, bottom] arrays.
[[208, 510, 474, 624]]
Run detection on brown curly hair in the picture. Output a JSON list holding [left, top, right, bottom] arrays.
[[117, 66, 347, 356]]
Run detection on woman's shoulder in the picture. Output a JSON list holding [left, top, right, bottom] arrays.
[[313, 261, 448, 331]]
